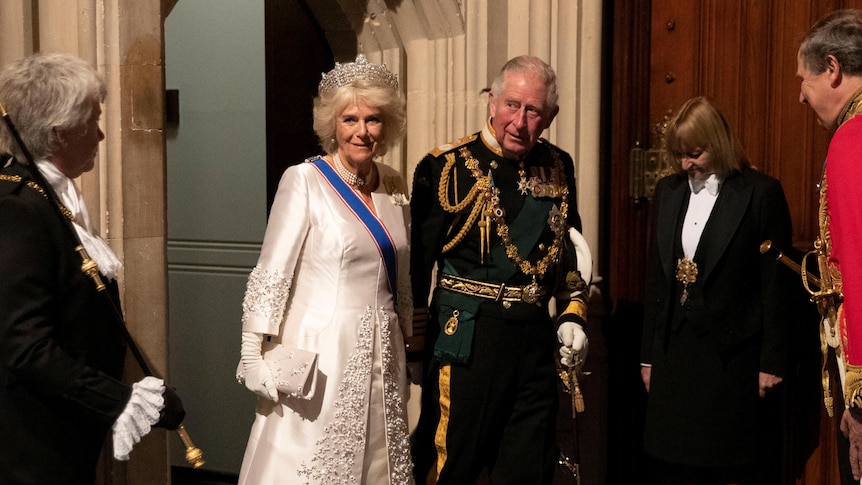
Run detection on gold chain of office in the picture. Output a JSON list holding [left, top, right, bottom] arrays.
[[437, 146, 568, 277], [0, 174, 77, 223]]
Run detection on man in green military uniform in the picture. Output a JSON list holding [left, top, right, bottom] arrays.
[[409, 55, 590, 484]]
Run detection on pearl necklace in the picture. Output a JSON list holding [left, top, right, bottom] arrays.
[[333, 153, 365, 188]]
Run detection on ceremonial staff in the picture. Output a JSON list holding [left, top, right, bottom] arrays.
[[0, 101, 205, 468]]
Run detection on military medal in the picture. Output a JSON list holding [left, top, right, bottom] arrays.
[[676, 257, 698, 304], [517, 161, 564, 198], [517, 161, 530, 195]]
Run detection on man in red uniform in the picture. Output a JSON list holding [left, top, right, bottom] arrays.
[[798, 9, 862, 482]]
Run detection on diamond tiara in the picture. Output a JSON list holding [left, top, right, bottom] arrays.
[[318, 54, 399, 96]]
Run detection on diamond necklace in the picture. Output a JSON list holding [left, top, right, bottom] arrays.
[[333, 153, 365, 188]]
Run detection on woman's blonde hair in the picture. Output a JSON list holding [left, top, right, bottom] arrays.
[[664, 96, 749, 178], [312, 79, 406, 156]]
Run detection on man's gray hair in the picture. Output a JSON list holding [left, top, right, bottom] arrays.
[[799, 9, 862, 76], [0, 52, 106, 163], [489, 55, 559, 111]]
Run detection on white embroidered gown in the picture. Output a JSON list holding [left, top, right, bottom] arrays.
[[238, 157, 414, 485]]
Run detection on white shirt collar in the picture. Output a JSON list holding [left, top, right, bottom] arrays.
[[34, 159, 123, 280], [480, 117, 504, 157], [689, 173, 721, 196]]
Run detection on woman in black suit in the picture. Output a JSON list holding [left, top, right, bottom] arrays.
[[0, 53, 184, 484], [640, 96, 793, 484]]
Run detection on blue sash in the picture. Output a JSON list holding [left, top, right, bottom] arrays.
[[311, 157, 398, 297]]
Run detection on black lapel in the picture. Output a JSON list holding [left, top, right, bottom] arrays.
[[657, 174, 690, 281], [695, 172, 753, 282]]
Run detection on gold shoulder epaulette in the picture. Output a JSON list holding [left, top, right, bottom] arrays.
[[429, 134, 478, 157]]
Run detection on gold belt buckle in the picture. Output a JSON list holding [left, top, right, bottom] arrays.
[[494, 283, 506, 302], [522, 280, 541, 304]]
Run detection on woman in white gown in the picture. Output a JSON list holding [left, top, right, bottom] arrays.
[[236, 55, 414, 485]]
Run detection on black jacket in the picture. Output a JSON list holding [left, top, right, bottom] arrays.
[[0, 157, 130, 484], [640, 167, 794, 466]]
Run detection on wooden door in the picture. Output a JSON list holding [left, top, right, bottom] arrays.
[[605, 1, 862, 483]]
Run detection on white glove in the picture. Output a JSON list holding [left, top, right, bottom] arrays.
[[240, 331, 278, 402], [111, 376, 165, 460], [557, 321, 588, 368], [569, 227, 592, 290]]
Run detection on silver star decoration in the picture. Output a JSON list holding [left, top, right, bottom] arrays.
[[517, 176, 530, 195]]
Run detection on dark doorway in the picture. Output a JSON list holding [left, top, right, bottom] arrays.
[[264, 0, 340, 213]]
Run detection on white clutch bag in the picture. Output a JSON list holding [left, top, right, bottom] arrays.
[[236, 346, 320, 400]]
